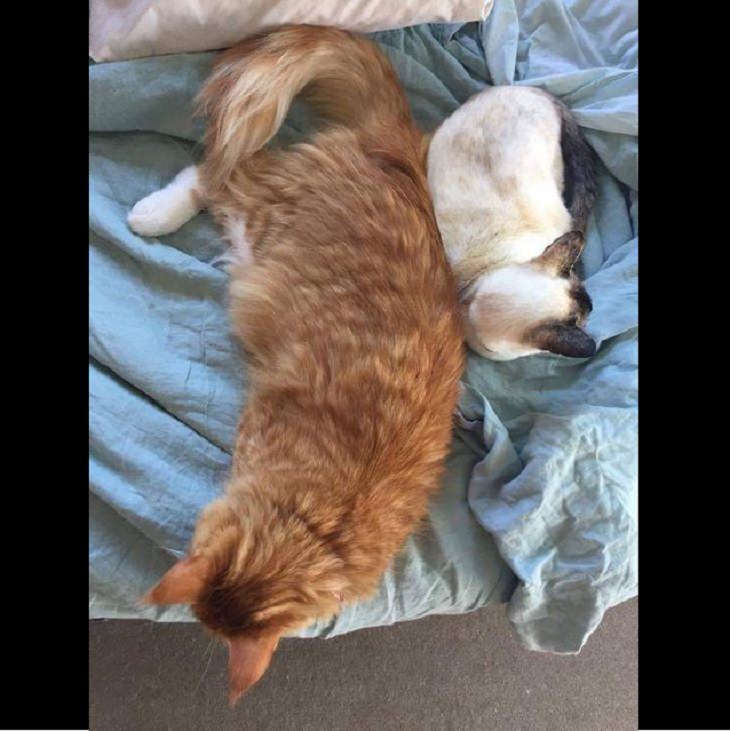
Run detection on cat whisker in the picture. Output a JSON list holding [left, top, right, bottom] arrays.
[[192, 636, 218, 695]]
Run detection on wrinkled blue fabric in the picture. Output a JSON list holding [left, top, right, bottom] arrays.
[[90, 0, 637, 654]]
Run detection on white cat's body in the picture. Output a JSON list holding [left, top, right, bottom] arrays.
[[429, 85, 571, 286], [427, 85, 596, 360]]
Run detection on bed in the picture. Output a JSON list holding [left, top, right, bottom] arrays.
[[89, 0, 637, 653]]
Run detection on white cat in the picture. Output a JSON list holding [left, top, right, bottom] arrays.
[[427, 85, 598, 361]]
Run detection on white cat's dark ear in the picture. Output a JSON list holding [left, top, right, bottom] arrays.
[[140, 555, 212, 606], [530, 322, 596, 358], [227, 633, 280, 706], [533, 231, 585, 277]]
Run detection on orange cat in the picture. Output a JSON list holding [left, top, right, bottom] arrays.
[[133, 26, 464, 705]]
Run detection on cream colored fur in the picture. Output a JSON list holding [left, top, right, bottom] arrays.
[[428, 86, 581, 360], [127, 165, 203, 237]]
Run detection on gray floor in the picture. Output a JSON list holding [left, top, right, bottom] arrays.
[[90, 597, 636, 730]]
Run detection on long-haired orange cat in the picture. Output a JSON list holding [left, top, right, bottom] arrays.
[[129, 25, 464, 705]]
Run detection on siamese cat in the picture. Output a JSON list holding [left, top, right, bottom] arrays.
[[427, 85, 598, 361]]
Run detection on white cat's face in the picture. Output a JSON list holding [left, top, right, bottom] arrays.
[[462, 233, 595, 361], [464, 266, 569, 359]]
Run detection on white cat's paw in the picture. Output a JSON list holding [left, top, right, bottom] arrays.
[[127, 188, 197, 238]]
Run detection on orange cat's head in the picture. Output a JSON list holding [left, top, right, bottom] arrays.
[[141, 492, 346, 705]]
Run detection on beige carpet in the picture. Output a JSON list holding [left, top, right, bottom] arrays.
[[90, 597, 637, 730]]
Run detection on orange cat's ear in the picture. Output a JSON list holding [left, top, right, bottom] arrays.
[[227, 633, 280, 707], [140, 555, 212, 606]]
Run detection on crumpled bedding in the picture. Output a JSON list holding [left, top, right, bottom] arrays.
[[89, 0, 637, 653]]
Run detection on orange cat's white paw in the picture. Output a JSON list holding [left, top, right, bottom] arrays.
[[128, 166, 202, 238]]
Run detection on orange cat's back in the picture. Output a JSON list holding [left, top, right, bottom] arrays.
[[143, 26, 465, 703], [225, 123, 465, 585]]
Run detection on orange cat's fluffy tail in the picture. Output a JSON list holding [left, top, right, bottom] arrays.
[[197, 25, 412, 189]]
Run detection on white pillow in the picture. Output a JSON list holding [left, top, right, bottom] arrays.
[[90, 0, 493, 62]]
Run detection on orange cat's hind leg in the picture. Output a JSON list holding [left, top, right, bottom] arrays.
[[128, 165, 205, 237]]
